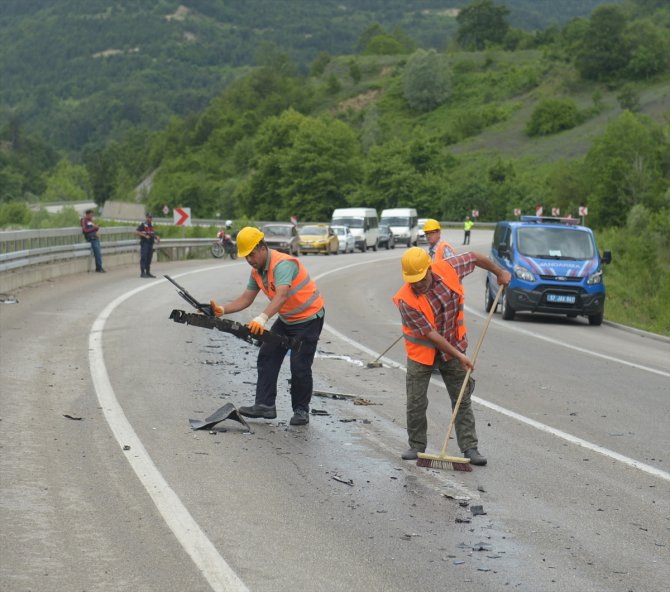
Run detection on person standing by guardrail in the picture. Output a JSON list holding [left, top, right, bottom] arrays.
[[463, 216, 474, 245], [136, 212, 160, 278], [81, 209, 105, 273]]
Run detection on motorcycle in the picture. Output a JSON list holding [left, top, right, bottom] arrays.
[[211, 230, 237, 259]]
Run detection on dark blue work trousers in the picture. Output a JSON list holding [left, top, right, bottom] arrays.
[[254, 312, 324, 413], [140, 241, 154, 274]]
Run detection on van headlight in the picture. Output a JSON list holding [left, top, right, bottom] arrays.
[[587, 269, 603, 285], [514, 265, 535, 282]]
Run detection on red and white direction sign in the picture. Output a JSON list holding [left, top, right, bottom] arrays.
[[536, 206, 543, 216], [162, 205, 170, 216], [290, 215, 298, 226], [552, 207, 560, 216], [173, 207, 191, 226], [471, 209, 479, 218], [579, 206, 588, 216], [513, 208, 521, 217]]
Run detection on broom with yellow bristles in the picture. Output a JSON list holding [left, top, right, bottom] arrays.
[[417, 285, 503, 471]]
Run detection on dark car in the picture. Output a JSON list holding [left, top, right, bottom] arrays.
[[262, 223, 301, 256], [378, 224, 395, 249]]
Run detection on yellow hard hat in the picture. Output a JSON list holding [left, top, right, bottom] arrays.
[[237, 226, 265, 257], [401, 247, 432, 283], [423, 218, 441, 232]]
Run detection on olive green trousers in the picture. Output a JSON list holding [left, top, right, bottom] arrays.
[[405, 356, 478, 453]]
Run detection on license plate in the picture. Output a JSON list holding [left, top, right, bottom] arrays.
[[547, 294, 576, 304]]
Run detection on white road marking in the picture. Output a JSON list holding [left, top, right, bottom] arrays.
[[464, 305, 670, 378], [89, 280, 249, 592], [315, 262, 670, 483]]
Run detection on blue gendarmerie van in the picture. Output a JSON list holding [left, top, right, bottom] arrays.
[[486, 216, 612, 325]]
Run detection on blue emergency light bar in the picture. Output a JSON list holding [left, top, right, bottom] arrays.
[[520, 216, 580, 226]]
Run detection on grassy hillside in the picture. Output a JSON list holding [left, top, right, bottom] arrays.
[[0, 0, 620, 154]]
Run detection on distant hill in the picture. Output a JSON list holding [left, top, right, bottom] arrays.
[[0, 0, 620, 154]]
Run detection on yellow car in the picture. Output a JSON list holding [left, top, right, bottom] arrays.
[[298, 224, 339, 255]]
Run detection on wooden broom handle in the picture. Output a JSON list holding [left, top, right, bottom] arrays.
[[438, 285, 503, 456]]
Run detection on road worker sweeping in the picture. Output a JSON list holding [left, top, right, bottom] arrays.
[[392, 247, 511, 464]]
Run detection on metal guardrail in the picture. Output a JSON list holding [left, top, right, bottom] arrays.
[[0, 226, 215, 273]]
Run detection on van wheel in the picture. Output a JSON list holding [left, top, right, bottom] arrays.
[[484, 281, 495, 313], [501, 290, 515, 321], [588, 313, 603, 326], [372, 240, 378, 252]]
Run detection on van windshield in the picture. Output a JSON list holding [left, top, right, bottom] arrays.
[[381, 217, 409, 226], [517, 227, 595, 260], [332, 217, 363, 228]]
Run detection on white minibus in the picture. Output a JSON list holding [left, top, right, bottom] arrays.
[[331, 207, 379, 251], [380, 207, 419, 247]]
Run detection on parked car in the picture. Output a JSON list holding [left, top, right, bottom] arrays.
[[262, 223, 301, 256], [486, 216, 612, 325], [378, 224, 396, 249], [332, 225, 355, 253], [417, 218, 429, 244], [298, 224, 339, 255]]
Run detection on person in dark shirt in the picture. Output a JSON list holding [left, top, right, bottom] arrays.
[[81, 209, 104, 272], [136, 213, 160, 278]]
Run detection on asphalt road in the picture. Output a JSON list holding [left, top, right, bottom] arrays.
[[1, 231, 668, 592]]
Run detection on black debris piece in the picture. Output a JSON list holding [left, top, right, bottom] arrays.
[[189, 402, 251, 431], [63, 414, 83, 420], [310, 409, 330, 416], [470, 505, 487, 516], [455, 517, 472, 524]]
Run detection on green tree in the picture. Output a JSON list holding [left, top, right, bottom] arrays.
[[585, 111, 669, 227], [310, 52, 331, 77], [238, 109, 362, 220], [403, 49, 450, 113], [624, 20, 670, 79], [364, 35, 405, 55], [456, 0, 511, 51], [575, 5, 630, 81], [41, 159, 92, 202], [526, 98, 580, 136]]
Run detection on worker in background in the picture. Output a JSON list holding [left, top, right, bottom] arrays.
[[209, 227, 325, 426], [463, 216, 474, 245], [81, 209, 105, 273], [393, 247, 511, 465], [136, 212, 160, 278], [423, 218, 457, 261]]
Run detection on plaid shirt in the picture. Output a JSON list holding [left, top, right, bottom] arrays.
[[398, 252, 476, 361]]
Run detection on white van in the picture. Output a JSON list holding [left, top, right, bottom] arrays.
[[380, 208, 419, 247], [331, 207, 379, 251]]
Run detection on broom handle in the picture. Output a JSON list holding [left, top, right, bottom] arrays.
[[372, 334, 404, 364], [438, 285, 503, 457]]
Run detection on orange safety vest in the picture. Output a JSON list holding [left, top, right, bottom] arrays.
[[392, 257, 466, 365], [437, 239, 457, 259], [251, 250, 324, 323]]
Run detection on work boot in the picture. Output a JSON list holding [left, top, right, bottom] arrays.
[[238, 403, 277, 419], [401, 447, 425, 461], [141, 273, 148, 278], [289, 408, 309, 426], [463, 448, 487, 466], [146, 272, 156, 278]]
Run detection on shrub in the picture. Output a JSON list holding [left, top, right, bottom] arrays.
[[526, 97, 579, 136]]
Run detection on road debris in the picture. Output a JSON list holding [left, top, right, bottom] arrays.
[[332, 475, 354, 486], [63, 414, 83, 420], [310, 409, 330, 416], [470, 505, 487, 516], [313, 389, 357, 400], [189, 402, 250, 431]]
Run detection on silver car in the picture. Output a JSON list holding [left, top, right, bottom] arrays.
[[331, 225, 355, 253], [262, 223, 301, 256]]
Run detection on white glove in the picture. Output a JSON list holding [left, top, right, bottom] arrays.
[[249, 313, 268, 335]]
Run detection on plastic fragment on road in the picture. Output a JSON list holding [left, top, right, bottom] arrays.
[[189, 402, 250, 432], [63, 414, 83, 420], [470, 505, 487, 515]]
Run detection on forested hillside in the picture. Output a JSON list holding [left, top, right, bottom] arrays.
[[1, 0, 619, 154]]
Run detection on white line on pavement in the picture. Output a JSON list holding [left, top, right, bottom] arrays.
[[89, 277, 248, 592]]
